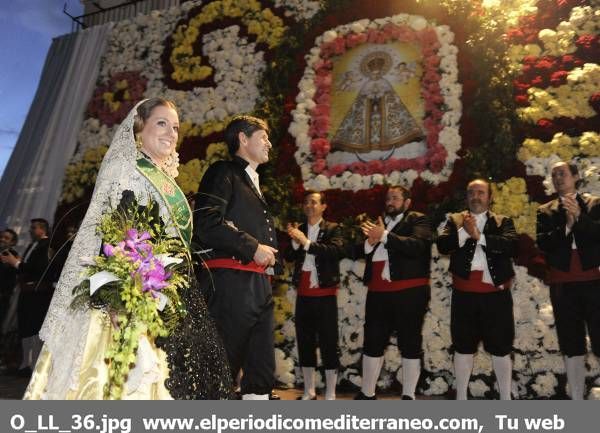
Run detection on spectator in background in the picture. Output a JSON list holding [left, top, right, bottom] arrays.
[[0, 219, 52, 376], [0, 229, 19, 371]]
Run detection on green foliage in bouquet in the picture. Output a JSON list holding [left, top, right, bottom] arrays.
[[72, 193, 189, 399]]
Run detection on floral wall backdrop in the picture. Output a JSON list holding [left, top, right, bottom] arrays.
[[55, 0, 600, 398]]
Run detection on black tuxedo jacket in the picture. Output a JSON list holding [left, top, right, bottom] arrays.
[[284, 220, 346, 288], [18, 238, 51, 284], [194, 156, 279, 268], [536, 193, 600, 272], [363, 211, 432, 284], [437, 211, 518, 286]]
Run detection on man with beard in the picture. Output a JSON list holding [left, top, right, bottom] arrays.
[[437, 179, 518, 400], [286, 191, 346, 400], [354, 185, 432, 400], [194, 115, 279, 400], [537, 161, 600, 400]]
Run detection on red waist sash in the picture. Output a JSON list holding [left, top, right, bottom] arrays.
[[297, 271, 338, 297], [547, 250, 600, 284], [203, 258, 266, 274], [452, 270, 511, 293], [368, 261, 428, 292]]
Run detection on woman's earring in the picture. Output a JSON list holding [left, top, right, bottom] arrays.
[[135, 135, 142, 149]]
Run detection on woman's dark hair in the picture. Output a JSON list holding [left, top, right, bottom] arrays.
[[133, 98, 178, 135], [224, 115, 268, 156]]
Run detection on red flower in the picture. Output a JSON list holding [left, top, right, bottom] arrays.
[[534, 58, 557, 72], [589, 93, 600, 114], [515, 95, 529, 106], [575, 34, 597, 50], [530, 76, 546, 87], [310, 138, 331, 158], [550, 70, 568, 87]]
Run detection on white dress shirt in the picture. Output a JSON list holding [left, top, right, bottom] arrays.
[[560, 194, 578, 249], [292, 219, 322, 288], [364, 213, 404, 281], [458, 212, 493, 285], [245, 165, 261, 196]]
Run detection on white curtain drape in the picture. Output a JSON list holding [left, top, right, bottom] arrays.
[[0, 23, 113, 246]]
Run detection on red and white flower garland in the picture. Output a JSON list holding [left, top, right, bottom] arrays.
[[289, 14, 462, 192]]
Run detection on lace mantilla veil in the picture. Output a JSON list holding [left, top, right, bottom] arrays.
[[38, 101, 145, 398]]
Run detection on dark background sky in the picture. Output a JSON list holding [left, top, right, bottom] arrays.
[[0, 0, 84, 177]]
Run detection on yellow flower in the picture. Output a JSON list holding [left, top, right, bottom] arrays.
[[491, 177, 539, 238], [169, 0, 286, 83]]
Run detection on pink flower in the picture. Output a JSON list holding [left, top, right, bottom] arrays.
[[309, 115, 330, 137], [312, 159, 327, 174], [325, 164, 347, 176], [315, 74, 332, 88], [310, 138, 331, 158], [346, 33, 367, 48]]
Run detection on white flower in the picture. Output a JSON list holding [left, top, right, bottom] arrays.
[[469, 379, 489, 398], [531, 373, 558, 397]]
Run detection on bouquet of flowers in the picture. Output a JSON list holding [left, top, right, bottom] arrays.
[[72, 193, 189, 399]]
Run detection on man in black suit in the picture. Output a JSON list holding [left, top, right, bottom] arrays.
[[437, 179, 518, 400], [0, 218, 52, 375], [286, 190, 346, 400], [354, 185, 432, 400], [194, 115, 278, 400], [537, 161, 600, 400]]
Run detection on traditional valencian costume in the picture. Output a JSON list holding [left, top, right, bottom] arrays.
[[24, 101, 232, 399]]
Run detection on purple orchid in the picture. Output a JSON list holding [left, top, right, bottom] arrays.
[[103, 243, 115, 257], [125, 229, 152, 255], [137, 256, 171, 297]]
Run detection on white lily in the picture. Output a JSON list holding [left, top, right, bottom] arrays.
[[89, 271, 120, 296]]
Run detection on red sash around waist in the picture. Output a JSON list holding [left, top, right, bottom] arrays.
[[452, 270, 511, 293], [368, 261, 429, 292], [297, 271, 338, 297], [203, 258, 266, 274], [547, 249, 600, 284]]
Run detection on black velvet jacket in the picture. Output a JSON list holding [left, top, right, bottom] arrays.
[[536, 193, 600, 272], [284, 220, 346, 288], [193, 156, 280, 269], [363, 211, 433, 284], [437, 211, 518, 286]]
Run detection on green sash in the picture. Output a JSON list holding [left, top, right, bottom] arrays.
[[136, 158, 192, 248]]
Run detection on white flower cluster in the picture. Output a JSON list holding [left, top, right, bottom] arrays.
[[289, 14, 462, 192], [273, 0, 322, 20]]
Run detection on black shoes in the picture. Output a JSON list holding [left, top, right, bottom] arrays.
[[401, 395, 414, 400], [269, 392, 281, 400], [354, 391, 377, 400]]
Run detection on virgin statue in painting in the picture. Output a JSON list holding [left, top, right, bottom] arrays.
[[332, 51, 423, 153]]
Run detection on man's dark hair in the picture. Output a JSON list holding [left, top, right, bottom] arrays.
[[2, 228, 18, 245], [303, 190, 326, 205], [387, 185, 411, 200], [224, 115, 269, 156], [31, 218, 50, 234], [562, 162, 583, 188]]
